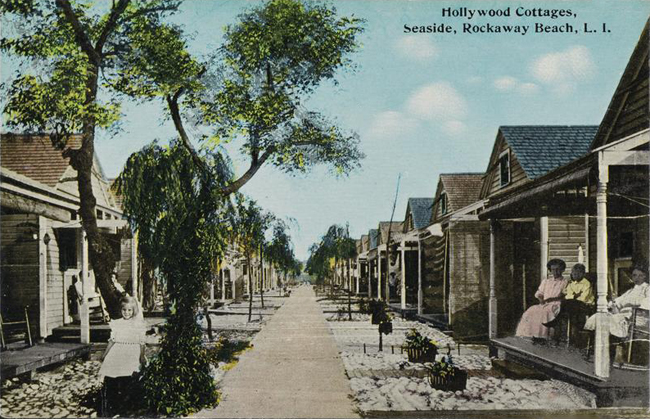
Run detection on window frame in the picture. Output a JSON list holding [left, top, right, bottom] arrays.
[[498, 149, 511, 188]]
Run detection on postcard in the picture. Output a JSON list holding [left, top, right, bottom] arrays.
[[1, 0, 649, 418]]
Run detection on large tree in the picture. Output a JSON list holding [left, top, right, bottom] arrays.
[[1, 0, 184, 318]]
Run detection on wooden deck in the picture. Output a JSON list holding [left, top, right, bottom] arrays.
[[492, 336, 649, 407], [1, 342, 90, 380], [388, 303, 418, 319]]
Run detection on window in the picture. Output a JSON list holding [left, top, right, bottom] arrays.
[[499, 150, 510, 187], [440, 192, 448, 216]]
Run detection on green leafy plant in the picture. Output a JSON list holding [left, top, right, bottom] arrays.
[[426, 355, 468, 391], [404, 329, 438, 352]]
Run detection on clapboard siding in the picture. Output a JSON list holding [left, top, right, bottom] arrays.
[[1, 214, 40, 334], [46, 224, 65, 333], [483, 135, 529, 199], [548, 216, 586, 271], [609, 65, 649, 143]]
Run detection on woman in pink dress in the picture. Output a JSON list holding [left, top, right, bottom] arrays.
[[516, 259, 568, 339]]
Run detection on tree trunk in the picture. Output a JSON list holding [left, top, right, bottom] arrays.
[[142, 258, 157, 311], [247, 254, 253, 323], [259, 251, 265, 309], [348, 259, 352, 320], [71, 64, 120, 319]]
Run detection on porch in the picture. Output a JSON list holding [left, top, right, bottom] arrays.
[[1, 342, 90, 380], [492, 336, 649, 407]]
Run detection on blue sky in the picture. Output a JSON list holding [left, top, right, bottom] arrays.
[[3, 1, 649, 260]]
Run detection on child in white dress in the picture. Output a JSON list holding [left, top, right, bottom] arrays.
[[99, 296, 146, 415]]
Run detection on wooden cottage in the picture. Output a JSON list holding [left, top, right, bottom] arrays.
[[479, 21, 649, 405], [367, 229, 379, 299], [428, 174, 489, 340], [377, 221, 403, 302], [1, 134, 137, 342], [393, 198, 435, 315], [357, 234, 370, 296]]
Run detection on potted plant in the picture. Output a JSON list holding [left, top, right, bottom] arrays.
[[368, 299, 390, 325], [426, 355, 467, 392], [404, 329, 438, 363]]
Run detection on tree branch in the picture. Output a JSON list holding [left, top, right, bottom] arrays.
[[95, 0, 130, 54], [56, 0, 102, 65], [221, 148, 274, 195], [165, 91, 208, 173]]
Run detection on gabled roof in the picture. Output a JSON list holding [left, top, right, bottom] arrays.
[[439, 173, 483, 212], [499, 126, 598, 180], [592, 19, 649, 149], [361, 234, 369, 252], [406, 198, 434, 230], [369, 229, 379, 250], [1, 134, 82, 187], [379, 221, 403, 244]]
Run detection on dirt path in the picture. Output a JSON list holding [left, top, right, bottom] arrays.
[[195, 285, 358, 418]]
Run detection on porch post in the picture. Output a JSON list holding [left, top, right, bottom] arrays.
[[489, 221, 497, 339], [417, 238, 423, 316], [368, 260, 373, 298], [131, 233, 139, 301], [38, 216, 48, 339], [377, 251, 383, 300], [595, 155, 610, 378], [221, 268, 226, 301], [540, 216, 549, 280], [232, 268, 237, 300], [80, 228, 90, 344], [401, 240, 406, 309], [356, 257, 361, 294]]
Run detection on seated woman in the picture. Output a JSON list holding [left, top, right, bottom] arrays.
[[584, 264, 649, 338], [516, 259, 568, 339]]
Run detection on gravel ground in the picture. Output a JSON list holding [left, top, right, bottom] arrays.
[[0, 297, 286, 418], [320, 297, 597, 413]]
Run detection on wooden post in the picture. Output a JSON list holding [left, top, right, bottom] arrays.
[[232, 268, 237, 300], [400, 240, 406, 310], [377, 251, 383, 300], [38, 216, 48, 339], [489, 221, 497, 339], [417, 238, 423, 316], [595, 155, 610, 378], [368, 260, 373, 298], [131, 233, 139, 301], [221, 268, 226, 301], [540, 216, 549, 280], [584, 211, 590, 271], [80, 229, 90, 344]]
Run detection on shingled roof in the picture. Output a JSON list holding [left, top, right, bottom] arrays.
[[439, 173, 483, 212], [369, 229, 379, 250], [379, 221, 403, 244], [406, 198, 434, 230], [500, 126, 598, 180], [1, 134, 82, 187]]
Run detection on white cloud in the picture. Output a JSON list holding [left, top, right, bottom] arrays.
[[394, 36, 437, 60], [518, 82, 540, 95], [530, 45, 595, 92], [405, 82, 467, 121], [442, 120, 467, 136], [493, 76, 518, 91], [367, 111, 418, 139]]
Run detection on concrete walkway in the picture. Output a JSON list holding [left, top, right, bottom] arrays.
[[195, 286, 358, 418]]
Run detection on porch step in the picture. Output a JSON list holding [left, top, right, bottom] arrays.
[[48, 325, 111, 343], [491, 358, 549, 380]]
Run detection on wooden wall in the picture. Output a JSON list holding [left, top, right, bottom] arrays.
[[607, 60, 649, 144], [45, 223, 65, 334], [548, 216, 587, 273], [480, 135, 529, 199], [1, 214, 40, 336]]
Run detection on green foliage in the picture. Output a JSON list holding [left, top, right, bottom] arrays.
[[141, 313, 220, 416], [425, 355, 458, 379], [404, 328, 438, 352]]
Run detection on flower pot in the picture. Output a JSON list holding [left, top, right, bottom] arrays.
[[428, 368, 467, 392], [406, 347, 437, 363]]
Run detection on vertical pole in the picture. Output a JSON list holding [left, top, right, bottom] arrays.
[[489, 221, 497, 339], [232, 267, 237, 300], [595, 154, 610, 378], [80, 228, 90, 344], [584, 212, 590, 271], [368, 260, 372, 298], [131, 233, 139, 301], [378, 251, 383, 300], [540, 216, 549, 280], [356, 257, 361, 294], [400, 240, 406, 309], [221, 268, 226, 301], [38, 216, 48, 339], [417, 238, 423, 316]]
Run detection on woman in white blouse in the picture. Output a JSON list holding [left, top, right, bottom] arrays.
[[585, 265, 649, 338]]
